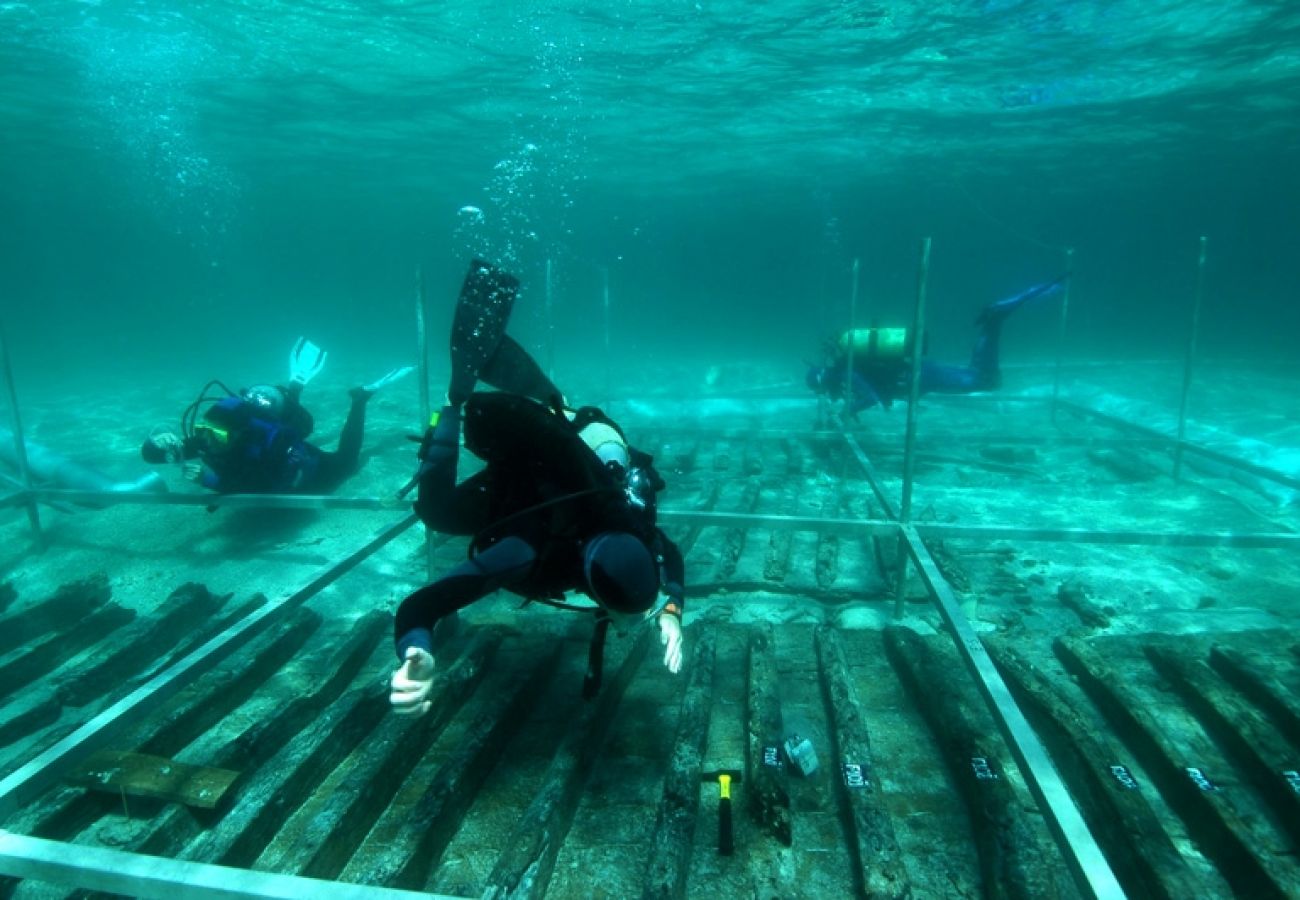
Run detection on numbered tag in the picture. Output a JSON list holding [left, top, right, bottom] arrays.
[[1184, 767, 1217, 792], [1282, 770, 1300, 796], [970, 757, 999, 781], [1109, 765, 1140, 791], [763, 746, 784, 769], [843, 762, 869, 789]]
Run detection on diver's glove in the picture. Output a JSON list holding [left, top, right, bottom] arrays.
[[390, 646, 436, 717], [658, 605, 684, 674]]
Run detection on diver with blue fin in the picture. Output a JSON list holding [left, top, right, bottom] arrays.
[[389, 259, 686, 715], [141, 338, 412, 494], [807, 277, 1066, 416]]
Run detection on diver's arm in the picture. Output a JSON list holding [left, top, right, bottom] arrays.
[[413, 405, 478, 534], [656, 529, 686, 615], [847, 372, 881, 414]]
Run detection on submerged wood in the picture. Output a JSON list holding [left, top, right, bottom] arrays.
[[985, 637, 1206, 900], [264, 631, 503, 881], [0, 603, 135, 703], [642, 627, 717, 900], [885, 626, 1060, 900], [816, 626, 911, 899], [481, 630, 652, 900], [65, 750, 239, 809], [183, 630, 497, 870], [0, 574, 110, 657], [1208, 645, 1300, 751], [1057, 636, 1300, 899], [127, 612, 389, 861], [744, 625, 791, 847], [1144, 642, 1300, 848], [57, 583, 228, 708], [343, 641, 562, 889]]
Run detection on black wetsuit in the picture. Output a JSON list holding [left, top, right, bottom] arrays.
[[142, 388, 371, 494], [394, 392, 686, 662]]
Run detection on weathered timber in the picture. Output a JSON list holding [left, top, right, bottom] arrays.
[[1056, 583, 1111, 629], [816, 626, 911, 899], [0, 582, 14, 615], [985, 637, 1208, 900], [885, 627, 1060, 900], [714, 478, 761, 582], [641, 628, 717, 900], [0, 575, 110, 656], [0, 701, 59, 756], [149, 593, 264, 676], [1144, 641, 1300, 847], [183, 630, 497, 870], [136, 608, 322, 759], [1056, 636, 1300, 899], [0, 604, 135, 702], [263, 630, 503, 881], [57, 583, 228, 707], [481, 630, 652, 900], [1208, 645, 1300, 751], [1086, 449, 1163, 483], [342, 642, 562, 889], [126, 612, 391, 861], [0, 609, 321, 850], [673, 483, 720, 559], [744, 625, 791, 846], [64, 750, 239, 809]]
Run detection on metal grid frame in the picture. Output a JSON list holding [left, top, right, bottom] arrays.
[[3, 242, 1297, 899]]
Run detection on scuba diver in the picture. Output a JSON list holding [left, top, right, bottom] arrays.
[[141, 337, 411, 494], [806, 277, 1066, 416], [389, 260, 686, 716]]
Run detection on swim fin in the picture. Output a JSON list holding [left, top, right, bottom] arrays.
[[289, 337, 328, 387], [449, 260, 519, 406], [481, 335, 564, 408], [363, 365, 414, 394]]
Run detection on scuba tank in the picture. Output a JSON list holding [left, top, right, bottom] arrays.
[[836, 327, 911, 362]]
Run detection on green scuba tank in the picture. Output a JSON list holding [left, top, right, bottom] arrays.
[[836, 327, 910, 362]]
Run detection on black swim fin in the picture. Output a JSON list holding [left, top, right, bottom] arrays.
[[449, 259, 519, 405], [481, 334, 564, 408]]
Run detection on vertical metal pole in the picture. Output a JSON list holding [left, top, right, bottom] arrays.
[[545, 257, 556, 384], [894, 237, 931, 616], [1174, 236, 1208, 480], [413, 267, 436, 583], [0, 320, 42, 542], [414, 266, 431, 429], [602, 267, 611, 402], [1051, 248, 1074, 425], [844, 258, 860, 405]]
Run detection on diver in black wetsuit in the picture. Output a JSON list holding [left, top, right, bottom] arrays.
[[806, 277, 1065, 416], [389, 261, 686, 716], [141, 340, 410, 494]]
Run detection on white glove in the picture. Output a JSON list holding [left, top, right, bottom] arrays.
[[390, 647, 436, 717], [183, 462, 203, 481], [658, 614, 683, 674]]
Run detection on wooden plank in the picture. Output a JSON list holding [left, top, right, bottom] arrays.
[[64, 750, 239, 809], [0, 575, 109, 656], [885, 626, 1063, 900], [816, 626, 911, 899], [744, 625, 790, 846], [985, 637, 1212, 899], [641, 627, 716, 900], [481, 629, 652, 900], [1057, 636, 1300, 899]]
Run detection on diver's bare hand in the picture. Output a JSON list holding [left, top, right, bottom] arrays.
[[182, 462, 203, 481], [390, 647, 435, 716]]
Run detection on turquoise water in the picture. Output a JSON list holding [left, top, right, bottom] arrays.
[[1, 0, 1298, 382]]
